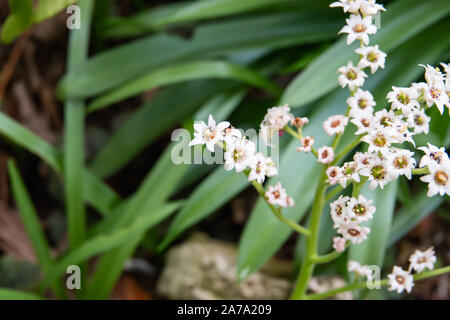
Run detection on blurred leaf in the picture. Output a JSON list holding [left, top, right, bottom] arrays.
[[1, 0, 33, 44], [282, 0, 450, 108], [388, 189, 443, 246], [86, 60, 280, 113], [158, 168, 248, 250], [7, 160, 54, 275], [0, 112, 121, 216], [34, 0, 77, 22], [349, 182, 398, 267], [59, 10, 341, 98], [41, 202, 182, 291], [0, 288, 42, 300]]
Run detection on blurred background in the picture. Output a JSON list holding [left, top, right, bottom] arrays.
[[0, 0, 449, 300]]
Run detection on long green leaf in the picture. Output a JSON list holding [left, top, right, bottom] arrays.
[[282, 0, 450, 108], [1, 0, 33, 44], [40, 202, 182, 291], [87, 60, 280, 113], [59, 10, 341, 98], [0, 288, 42, 300], [0, 112, 121, 216], [7, 160, 54, 274]]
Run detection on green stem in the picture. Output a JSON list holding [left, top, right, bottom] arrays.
[[305, 265, 450, 300], [250, 179, 310, 236], [290, 168, 328, 299], [331, 137, 361, 166], [324, 185, 344, 202], [312, 245, 348, 264], [284, 125, 318, 158], [412, 167, 429, 175]]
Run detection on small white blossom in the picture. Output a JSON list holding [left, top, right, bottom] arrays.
[[347, 88, 376, 117], [338, 14, 377, 45], [356, 45, 386, 73], [326, 166, 343, 185], [224, 137, 256, 172], [347, 195, 376, 223], [318, 146, 335, 164], [388, 266, 414, 294], [297, 136, 315, 153], [359, 157, 391, 189], [330, 0, 362, 13], [330, 195, 351, 227], [260, 105, 294, 145], [338, 61, 367, 91], [333, 237, 346, 252], [409, 247, 436, 273], [386, 86, 420, 115], [339, 161, 361, 187], [338, 222, 370, 244], [248, 153, 268, 184], [407, 108, 430, 135], [361, 128, 395, 154], [265, 182, 294, 207], [420, 161, 450, 197], [348, 260, 372, 278], [420, 65, 449, 114], [189, 114, 230, 152], [385, 148, 416, 180], [418, 143, 449, 168], [291, 117, 309, 129], [351, 112, 374, 135], [323, 115, 349, 136], [359, 0, 386, 16]]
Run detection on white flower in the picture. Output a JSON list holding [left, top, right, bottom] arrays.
[[265, 182, 294, 207], [333, 237, 346, 252], [338, 222, 370, 244], [330, 195, 351, 227], [359, 157, 391, 189], [265, 157, 278, 177], [420, 64, 449, 114], [339, 161, 361, 187], [361, 128, 395, 154], [248, 153, 268, 184], [347, 195, 376, 223], [224, 137, 256, 172], [347, 88, 376, 117], [318, 146, 335, 164], [373, 109, 399, 129], [297, 136, 314, 153], [330, 0, 362, 13], [338, 61, 367, 91], [348, 261, 371, 278], [338, 14, 377, 45], [291, 117, 309, 129], [189, 114, 230, 152], [420, 161, 450, 197], [409, 247, 436, 273], [356, 45, 386, 73], [261, 104, 294, 131], [418, 143, 449, 167], [388, 266, 414, 294], [421, 64, 445, 87], [359, 0, 386, 16], [326, 166, 343, 185], [323, 115, 348, 136], [386, 86, 420, 115], [407, 108, 430, 135], [385, 148, 416, 180], [351, 112, 374, 135]]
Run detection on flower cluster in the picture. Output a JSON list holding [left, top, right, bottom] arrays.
[[330, 195, 375, 245], [387, 247, 436, 294], [189, 113, 295, 208]]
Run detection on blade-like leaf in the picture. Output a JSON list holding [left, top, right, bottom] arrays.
[[1, 0, 33, 44], [86, 60, 280, 113], [0, 112, 121, 216], [0, 288, 42, 300], [282, 0, 450, 108]]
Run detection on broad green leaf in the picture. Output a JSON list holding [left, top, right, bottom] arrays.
[[86, 60, 280, 113], [40, 202, 182, 291], [158, 168, 249, 251], [0, 112, 120, 216], [282, 0, 450, 108], [349, 182, 398, 267], [89, 80, 227, 178], [59, 10, 341, 98], [1, 0, 33, 44], [34, 0, 77, 22], [0, 288, 42, 300], [100, 0, 320, 38], [7, 160, 54, 274], [388, 190, 443, 246]]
